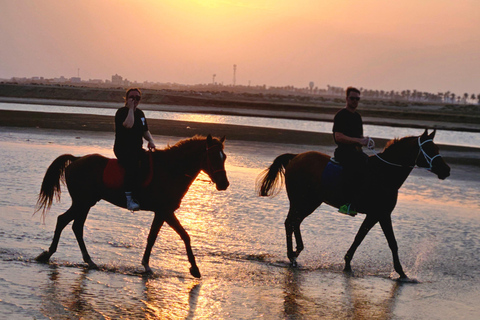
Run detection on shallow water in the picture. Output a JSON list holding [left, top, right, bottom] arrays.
[[2, 101, 480, 148], [0, 127, 479, 319]]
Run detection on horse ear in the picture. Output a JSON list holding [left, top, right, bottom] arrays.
[[422, 129, 429, 138], [429, 129, 436, 139], [207, 134, 213, 146], [220, 136, 226, 144]]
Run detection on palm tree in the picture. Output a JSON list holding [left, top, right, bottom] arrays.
[[450, 93, 456, 103], [444, 91, 450, 103]]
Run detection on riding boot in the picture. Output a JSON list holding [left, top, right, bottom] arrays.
[[125, 192, 140, 211]]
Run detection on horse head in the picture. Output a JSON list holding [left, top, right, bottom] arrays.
[[204, 134, 230, 190], [416, 129, 450, 180]]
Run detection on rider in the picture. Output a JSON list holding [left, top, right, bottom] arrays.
[[114, 88, 156, 211], [332, 87, 370, 216]]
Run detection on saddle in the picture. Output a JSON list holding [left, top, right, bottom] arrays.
[[321, 158, 369, 209], [320, 159, 343, 196], [103, 152, 154, 189]]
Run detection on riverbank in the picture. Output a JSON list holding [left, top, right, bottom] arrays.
[[1, 83, 479, 132], [1, 109, 479, 167]]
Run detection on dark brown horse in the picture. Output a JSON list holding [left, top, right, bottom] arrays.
[[35, 135, 229, 278], [258, 129, 450, 279]]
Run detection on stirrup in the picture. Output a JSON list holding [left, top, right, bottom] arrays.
[[339, 203, 357, 216]]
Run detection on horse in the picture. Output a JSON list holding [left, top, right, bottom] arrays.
[[35, 135, 229, 278], [257, 129, 450, 279]]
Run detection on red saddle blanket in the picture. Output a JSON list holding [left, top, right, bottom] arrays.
[[103, 153, 154, 189]]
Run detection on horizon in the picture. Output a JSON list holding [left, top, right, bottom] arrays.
[[1, 1, 479, 96]]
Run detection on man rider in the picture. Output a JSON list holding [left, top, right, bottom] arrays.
[[332, 87, 370, 216]]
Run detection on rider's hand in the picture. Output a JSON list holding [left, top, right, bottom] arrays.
[[126, 97, 136, 110], [359, 137, 369, 146], [147, 141, 156, 150]]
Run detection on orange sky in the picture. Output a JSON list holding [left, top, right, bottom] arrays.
[[1, 0, 479, 94]]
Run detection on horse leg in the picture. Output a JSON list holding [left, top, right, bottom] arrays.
[[36, 204, 78, 263], [344, 214, 379, 272], [141, 213, 165, 274], [71, 206, 96, 269], [379, 215, 407, 279], [166, 214, 201, 278], [285, 207, 310, 267]]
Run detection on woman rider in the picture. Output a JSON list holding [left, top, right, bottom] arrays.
[[113, 88, 156, 211]]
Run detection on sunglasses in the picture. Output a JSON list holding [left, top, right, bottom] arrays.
[[349, 97, 360, 101], [129, 96, 141, 101]]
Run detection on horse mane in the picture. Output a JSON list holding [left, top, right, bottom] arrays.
[[154, 135, 223, 159], [382, 136, 416, 153]]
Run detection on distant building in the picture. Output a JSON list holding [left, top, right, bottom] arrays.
[[88, 79, 104, 84], [53, 76, 67, 83], [70, 77, 81, 83], [112, 74, 123, 86]]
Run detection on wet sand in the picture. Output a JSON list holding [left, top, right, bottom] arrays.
[[1, 106, 479, 167]]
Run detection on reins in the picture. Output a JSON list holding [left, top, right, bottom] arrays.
[[367, 137, 441, 170]]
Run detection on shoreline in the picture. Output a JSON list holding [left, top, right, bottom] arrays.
[[1, 109, 479, 167], [1, 96, 479, 133]]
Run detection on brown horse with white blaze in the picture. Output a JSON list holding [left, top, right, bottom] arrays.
[[258, 129, 450, 279], [35, 135, 229, 278]]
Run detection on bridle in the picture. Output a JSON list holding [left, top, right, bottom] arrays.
[[205, 144, 226, 178], [184, 143, 226, 182], [368, 137, 441, 170], [416, 137, 442, 171]]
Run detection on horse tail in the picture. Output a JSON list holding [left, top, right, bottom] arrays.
[[35, 154, 79, 219], [257, 153, 297, 197]]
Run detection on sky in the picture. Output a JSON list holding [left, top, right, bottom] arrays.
[[1, 0, 479, 95]]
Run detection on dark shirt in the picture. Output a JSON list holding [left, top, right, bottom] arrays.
[[332, 108, 363, 151], [114, 107, 148, 155]]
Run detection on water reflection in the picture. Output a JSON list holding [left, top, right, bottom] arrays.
[[282, 268, 406, 319], [39, 265, 204, 319], [282, 268, 304, 317], [41, 266, 98, 319], [342, 274, 404, 320]]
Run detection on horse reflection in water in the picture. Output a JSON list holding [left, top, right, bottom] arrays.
[[258, 129, 450, 279], [35, 135, 229, 278]]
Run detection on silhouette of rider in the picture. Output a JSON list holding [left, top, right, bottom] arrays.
[[113, 88, 156, 211], [332, 87, 370, 216]]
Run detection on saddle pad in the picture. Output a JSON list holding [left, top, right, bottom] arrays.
[[103, 153, 153, 189], [320, 160, 343, 192]]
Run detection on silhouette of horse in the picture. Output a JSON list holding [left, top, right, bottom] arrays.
[[35, 135, 229, 278], [258, 129, 450, 278]]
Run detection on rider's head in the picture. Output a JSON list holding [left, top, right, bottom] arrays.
[[124, 88, 142, 106], [346, 87, 360, 112]]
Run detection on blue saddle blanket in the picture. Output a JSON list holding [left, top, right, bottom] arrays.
[[320, 160, 343, 201]]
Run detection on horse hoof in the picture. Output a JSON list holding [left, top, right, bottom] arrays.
[[190, 266, 201, 278], [397, 276, 419, 283], [87, 262, 98, 270], [290, 260, 298, 268], [35, 251, 51, 263], [144, 266, 153, 275]]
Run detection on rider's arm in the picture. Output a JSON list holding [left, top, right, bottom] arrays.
[[143, 130, 156, 150], [334, 132, 368, 146], [122, 99, 136, 129]]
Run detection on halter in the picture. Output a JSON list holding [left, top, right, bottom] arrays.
[[205, 144, 226, 176], [417, 137, 441, 170], [184, 143, 226, 181], [368, 137, 441, 170]]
